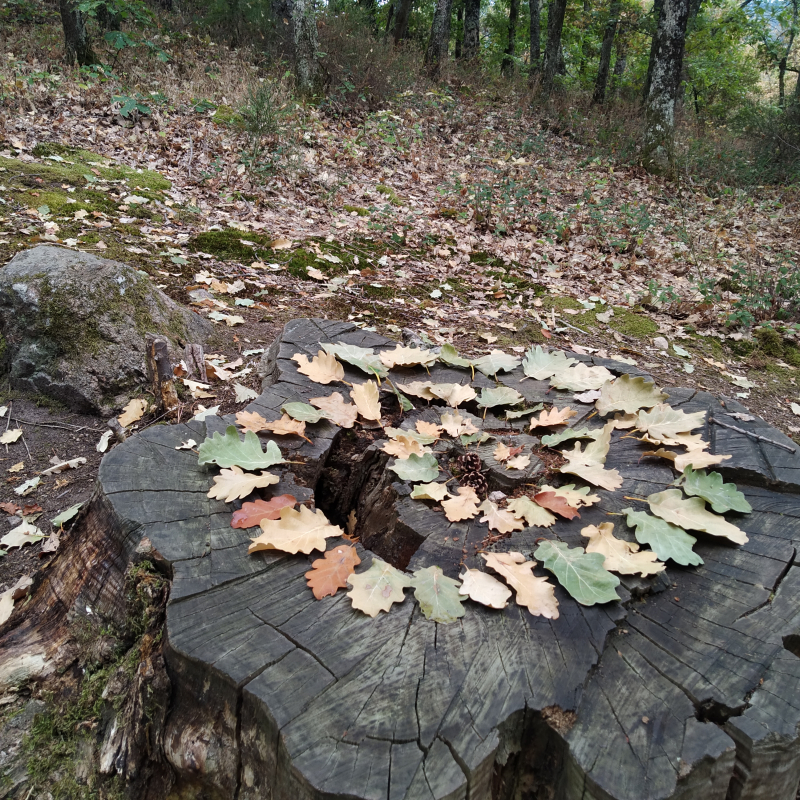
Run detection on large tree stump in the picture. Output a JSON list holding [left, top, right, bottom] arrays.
[[3, 318, 800, 800]]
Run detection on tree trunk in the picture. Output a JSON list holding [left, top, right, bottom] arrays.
[[540, 0, 568, 96], [293, 0, 322, 97], [392, 0, 414, 43], [271, 0, 294, 54], [501, 0, 519, 75], [642, 0, 665, 101], [96, 3, 121, 30], [779, 57, 787, 109], [611, 34, 627, 94], [593, 0, 620, 103], [462, 0, 480, 59], [455, 1, 463, 58], [529, 0, 540, 80], [642, 0, 691, 175], [59, 0, 95, 66], [424, 0, 454, 80]]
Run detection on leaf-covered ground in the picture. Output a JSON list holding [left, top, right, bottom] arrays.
[[1, 31, 799, 609]]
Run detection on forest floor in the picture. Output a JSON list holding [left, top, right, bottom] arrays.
[[0, 31, 799, 608]]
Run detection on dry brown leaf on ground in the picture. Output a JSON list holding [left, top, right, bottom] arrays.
[[379, 345, 438, 369], [397, 381, 436, 400], [635, 404, 707, 442], [493, 442, 511, 462], [382, 434, 428, 459], [429, 383, 477, 407], [459, 568, 512, 609], [648, 489, 747, 544], [506, 454, 531, 471], [410, 481, 451, 502], [582, 522, 665, 576], [479, 500, 525, 533], [482, 552, 559, 619], [231, 495, 298, 528], [441, 486, 481, 522], [292, 350, 345, 385], [558, 422, 623, 491], [249, 505, 344, 554], [118, 398, 148, 427], [537, 484, 601, 508], [440, 410, 479, 437], [350, 380, 382, 422], [310, 392, 358, 428], [260, 414, 312, 442], [506, 496, 557, 527], [183, 379, 216, 399], [207, 466, 279, 502], [305, 544, 361, 599], [236, 410, 270, 433], [0, 429, 22, 444], [533, 491, 581, 520], [644, 448, 732, 472], [416, 420, 442, 438], [529, 406, 578, 429]]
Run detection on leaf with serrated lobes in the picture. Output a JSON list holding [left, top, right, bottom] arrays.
[[249, 505, 343, 554], [281, 402, 328, 423], [292, 350, 344, 385], [411, 565, 466, 623], [595, 374, 669, 416], [482, 552, 559, 618], [506, 496, 556, 528], [534, 540, 620, 606], [621, 507, 702, 566], [306, 545, 361, 599], [473, 349, 521, 377], [459, 568, 511, 609], [389, 453, 440, 482], [346, 558, 413, 616], [648, 489, 748, 544], [678, 466, 752, 514], [231, 495, 297, 529], [322, 342, 389, 377], [198, 426, 285, 471], [522, 346, 576, 381], [476, 386, 524, 409], [208, 466, 279, 502], [582, 522, 665, 576], [533, 491, 581, 520]]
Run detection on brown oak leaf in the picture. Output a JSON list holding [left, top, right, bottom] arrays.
[[231, 495, 297, 529], [305, 544, 361, 599], [533, 491, 581, 520]]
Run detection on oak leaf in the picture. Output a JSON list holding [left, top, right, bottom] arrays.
[[379, 345, 438, 369], [558, 422, 623, 491], [321, 342, 388, 377], [678, 466, 752, 514], [458, 568, 512, 609], [441, 486, 480, 522], [397, 381, 436, 400], [533, 491, 581, 520], [534, 541, 620, 606], [429, 383, 477, 407], [305, 545, 361, 599], [382, 434, 428, 459], [506, 496, 556, 527], [506, 454, 531, 471], [235, 410, 270, 433], [292, 350, 345, 384], [416, 420, 442, 438], [581, 522, 665, 576], [350, 380, 382, 422], [0, 430, 22, 444], [479, 500, 525, 533], [208, 466, 279, 502], [493, 442, 511, 462], [540, 427, 599, 447], [635, 403, 707, 442], [595, 375, 669, 416], [410, 566, 465, 623], [388, 453, 440, 482], [249, 505, 344, 554], [476, 386, 525, 409], [260, 414, 311, 441], [231, 495, 298, 528], [410, 482, 450, 502], [346, 558, 413, 616], [537, 484, 601, 508], [550, 363, 613, 392], [521, 346, 576, 381], [281, 402, 328, 423], [310, 392, 358, 428], [529, 406, 577, 429], [621, 507, 702, 566], [482, 552, 559, 618], [440, 410, 479, 437], [648, 489, 747, 544], [472, 350, 521, 377], [118, 398, 148, 427], [644, 448, 731, 472], [198, 426, 285, 471]]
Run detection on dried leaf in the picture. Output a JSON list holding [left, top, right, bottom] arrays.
[[322, 343, 388, 377], [282, 402, 328, 423], [558, 422, 623, 491], [493, 442, 511, 462], [472, 350, 521, 377], [537, 484, 601, 508], [506, 496, 556, 527], [410, 482, 450, 502], [305, 545, 361, 599], [0, 429, 22, 444], [648, 489, 747, 544], [442, 486, 480, 521], [231, 495, 298, 528], [476, 386, 524, 409], [550, 363, 614, 392], [439, 344, 474, 369], [249, 505, 343, 554], [0, 520, 45, 550], [208, 466, 279, 502], [482, 552, 559, 618], [350, 380, 382, 422], [234, 383, 259, 403], [644, 448, 732, 472], [533, 491, 581, 520], [595, 375, 669, 416], [458, 568, 512, 609], [346, 558, 413, 616], [310, 392, 358, 428], [389, 453, 440, 482], [540, 427, 598, 447], [41, 457, 86, 476], [521, 346, 577, 380], [534, 540, 620, 606], [397, 381, 436, 400], [440, 410, 479, 437], [379, 345, 438, 369], [261, 414, 310, 440], [411, 565, 465, 623], [382, 433, 428, 459], [582, 522, 665, 576], [635, 403, 707, 442], [235, 410, 270, 433], [118, 398, 148, 427], [428, 383, 477, 407], [183, 379, 215, 399], [506, 454, 531, 471], [478, 500, 525, 533], [292, 350, 345, 385], [416, 420, 442, 438], [529, 406, 577, 429]]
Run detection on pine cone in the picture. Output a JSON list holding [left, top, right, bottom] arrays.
[[460, 471, 488, 498], [456, 452, 482, 474]]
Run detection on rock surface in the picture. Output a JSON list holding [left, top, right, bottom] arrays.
[[0, 246, 211, 414]]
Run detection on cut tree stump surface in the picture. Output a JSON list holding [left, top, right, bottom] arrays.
[[96, 319, 800, 800]]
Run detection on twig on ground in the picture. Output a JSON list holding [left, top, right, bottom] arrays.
[[709, 416, 796, 453]]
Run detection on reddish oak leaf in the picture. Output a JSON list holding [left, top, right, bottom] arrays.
[[0, 502, 20, 515], [533, 491, 581, 520], [305, 544, 361, 599], [230, 495, 297, 529]]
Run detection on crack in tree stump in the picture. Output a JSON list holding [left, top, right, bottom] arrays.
[[3, 318, 800, 800]]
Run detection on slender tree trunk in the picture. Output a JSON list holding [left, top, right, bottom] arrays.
[[59, 0, 95, 66], [293, 0, 322, 97], [455, 1, 463, 58], [529, 0, 540, 80], [463, 0, 480, 58], [642, 0, 665, 100], [794, 70, 800, 105], [779, 57, 787, 108], [96, 3, 121, 30], [272, 0, 294, 54], [424, 0, 454, 80], [611, 34, 626, 94], [540, 0, 568, 96], [642, 0, 691, 175], [501, 0, 519, 75], [578, 0, 591, 78], [593, 0, 620, 103], [392, 0, 414, 42]]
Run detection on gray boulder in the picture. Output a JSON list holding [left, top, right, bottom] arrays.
[[0, 246, 211, 414]]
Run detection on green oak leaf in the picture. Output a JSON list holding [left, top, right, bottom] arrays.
[[521, 346, 577, 380], [411, 565, 466, 623], [385, 427, 438, 446], [347, 559, 412, 617], [678, 466, 752, 514], [540, 427, 599, 447], [322, 342, 389, 377], [472, 350, 521, 377], [460, 431, 491, 445], [648, 489, 747, 545], [505, 403, 545, 419], [534, 540, 620, 606], [439, 343, 474, 370], [388, 452, 440, 482], [621, 507, 703, 566], [51, 502, 83, 528], [281, 402, 329, 423], [595, 374, 669, 416], [198, 425, 285, 471], [476, 386, 525, 408]]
